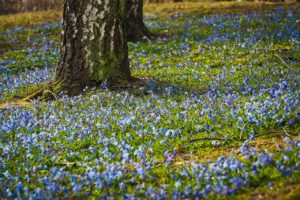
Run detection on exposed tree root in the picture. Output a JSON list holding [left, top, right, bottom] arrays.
[[22, 85, 51, 101], [0, 77, 148, 110], [0, 100, 33, 110], [0, 81, 61, 110], [20, 81, 61, 101]]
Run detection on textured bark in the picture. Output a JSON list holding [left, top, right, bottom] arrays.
[[126, 0, 151, 41], [55, 0, 131, 95]]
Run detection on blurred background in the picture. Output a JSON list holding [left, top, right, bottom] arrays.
[[0, 0, 298, 15]]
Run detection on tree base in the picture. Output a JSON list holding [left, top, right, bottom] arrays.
[[127, 22, 152, 42], [22, 77, 148, 101], [0, 77, 149, 110]]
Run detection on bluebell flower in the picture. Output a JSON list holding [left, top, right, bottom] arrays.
[[16, 182, 23, 193]]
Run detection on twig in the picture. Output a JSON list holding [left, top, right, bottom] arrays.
[[274, 54, 292, 79], [239, 122, 248, 140], [189, 137, 245, 143], [251, 131, 280, 139], [282, 128, 295, 137], [189, 129, 299, 144], [252, 38, 263, 52]]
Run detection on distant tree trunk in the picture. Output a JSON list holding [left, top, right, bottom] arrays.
[[126, 0, 151, 41], [54, 0, 131, 95]]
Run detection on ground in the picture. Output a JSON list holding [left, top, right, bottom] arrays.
[[0, 1, 300, 199]]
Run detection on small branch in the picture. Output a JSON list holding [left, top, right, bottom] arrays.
[[251, 131, 280, 139], [189, 137, 245, 143], [252, 38, 262, 52], [239, 122, 248, 140], [281, 128, 298, 137], [274, 54, 292, 79], [189, 129, 299, 144]]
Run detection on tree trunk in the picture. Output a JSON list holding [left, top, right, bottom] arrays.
[[126, 0, 151, 41], [55, 0, 132, 95]]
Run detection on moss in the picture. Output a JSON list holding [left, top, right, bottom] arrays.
[[89, 43, 130, 87]]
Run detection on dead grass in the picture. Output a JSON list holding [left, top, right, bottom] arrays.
[[0, 10, 61, 32], [170, 133, 300, 166], [144, 1, 300, 17], [0, 1, 299, 32]]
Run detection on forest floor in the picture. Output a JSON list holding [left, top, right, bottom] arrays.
[[0, 2, 300, 199]]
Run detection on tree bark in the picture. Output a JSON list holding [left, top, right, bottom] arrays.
[[126, 0, 151, 42], [55, 0, 132, 95]]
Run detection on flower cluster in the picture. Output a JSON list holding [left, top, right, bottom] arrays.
[[0, 7, 300, 199]]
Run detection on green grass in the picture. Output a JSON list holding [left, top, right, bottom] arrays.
[[1, 2, 300, 199]]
